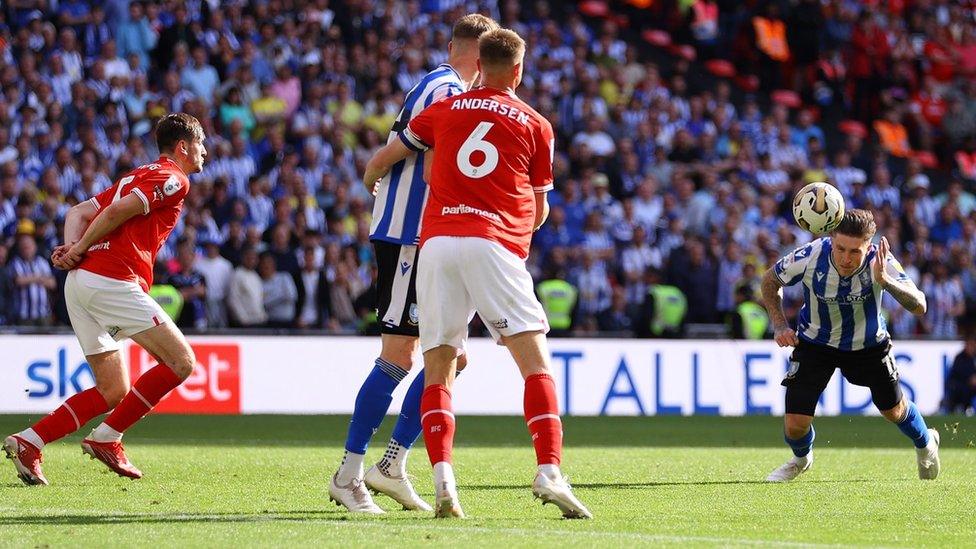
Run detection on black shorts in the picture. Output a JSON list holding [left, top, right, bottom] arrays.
[[373, 240, 419, 337], [782, 339, 902, 415]]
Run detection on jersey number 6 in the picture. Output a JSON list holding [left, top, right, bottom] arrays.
[[456, 121, 499, 179]]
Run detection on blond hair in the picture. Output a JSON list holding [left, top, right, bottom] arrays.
[[452, 13, 499, 41], [478, 28, 526, 69]]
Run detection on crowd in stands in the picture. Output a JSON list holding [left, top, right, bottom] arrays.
[[0, 0, 973, 340]]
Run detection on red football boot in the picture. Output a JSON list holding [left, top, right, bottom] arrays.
[[3, 435, 49, 486], [81, 439, 143, 479]]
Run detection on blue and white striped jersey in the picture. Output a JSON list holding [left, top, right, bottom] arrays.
[[774, 237, 915, 351], [369, 64, 465, 245]]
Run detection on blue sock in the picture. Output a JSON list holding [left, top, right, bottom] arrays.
[[785, 425, 815, 458], [896, 401, 931, 449], [344, 358, 408, 454], [390, 368, 425, 448]]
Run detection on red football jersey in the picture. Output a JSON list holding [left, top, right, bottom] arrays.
[[402, 86, 555, 258], [78, 157, 190, 292]]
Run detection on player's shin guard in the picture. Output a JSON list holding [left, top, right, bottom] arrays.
[[421, 385, 455, 466], [524, 373, 562, 466], [896, 401, 931, 448], [785, 425, 815, 457], [345, 358, 408, 454], [102, 365, 181, 433], [29, 388, 110, 447]]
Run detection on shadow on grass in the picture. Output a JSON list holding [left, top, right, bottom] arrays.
[[1, 415, 974, 449], [459, 478, 905, 491]]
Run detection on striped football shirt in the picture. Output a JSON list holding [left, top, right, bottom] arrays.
[[369, 64, 465, 245], [773, 237, 916, 351]]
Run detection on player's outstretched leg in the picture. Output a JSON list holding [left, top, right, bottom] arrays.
[[4, 351, 127, 485], [767, 416, 814, 482], [507, 332, 591, 519], [365, 368, 432, 511], [83, 323, 194, 479], [330, 356, 412, 514], [880, 398, 940, 480]]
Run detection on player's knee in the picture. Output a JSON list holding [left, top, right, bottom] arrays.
[[168, 348, 196, 380], [381, 336, 419, 370], [456, 352, 468, 372], [872, 384, 904, 420], [97, 380, 130, 408], [784, 415, 813, 439]]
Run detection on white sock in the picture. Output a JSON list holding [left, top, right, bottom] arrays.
[[337, 451, 365, 484], [433, 461, 457, 497], [538, 463, 561, 481], [377, 439, 409, 477], [18, 428, 45, 450], [90, 423, 123, 443]]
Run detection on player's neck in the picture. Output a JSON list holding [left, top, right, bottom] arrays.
[[448, 56, 479, 89], [159, 153, 188, 175], [481, 78, 515, 93]]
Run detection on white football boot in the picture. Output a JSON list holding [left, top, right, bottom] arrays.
[[328, 473, 385, 514], [531, 472, 593, 519], [364, 464, 432, 511], [916, 429, 940, 480], [765, 453, 812, 482]]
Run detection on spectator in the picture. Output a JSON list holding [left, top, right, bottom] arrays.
[[259, 251, 297, 329], [8, 234, 55, 326], [115, 2, 157, 71], [921, 263, 965, 338], [636, 269, 687, 338], [196, 237, 234, 328], [170, 240, 208, 330], [296, 246, 330, 329], [944, 336, 976, 414], [227, 246, 266, 327]]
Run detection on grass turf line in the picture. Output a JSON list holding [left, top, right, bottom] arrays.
[[1, 415, 974, 548]]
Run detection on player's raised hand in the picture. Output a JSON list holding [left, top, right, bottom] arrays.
[[871, 236, 890, 286], [773, 324, 798, 347]]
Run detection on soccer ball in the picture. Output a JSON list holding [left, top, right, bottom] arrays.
[[792, 182, 845, 235]]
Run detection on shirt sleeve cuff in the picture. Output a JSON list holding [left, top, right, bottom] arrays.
[[130, 187, 151, 214], [88, 197, 101, 210], [399, 127, 431, 152], [533, 182, 554, 193]]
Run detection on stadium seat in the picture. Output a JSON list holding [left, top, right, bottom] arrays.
[[705, 59, 736, 79], [912, 150, 939, 169], [771, 89, 802, 109], [734, 74, 760, 92], [641, 29, 672, 48], [838, 119, 868, 139], [578, 0, 610, 18], [668, 44, 697, 62]]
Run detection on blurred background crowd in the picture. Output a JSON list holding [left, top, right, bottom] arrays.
[[0, 0, 974, 341]]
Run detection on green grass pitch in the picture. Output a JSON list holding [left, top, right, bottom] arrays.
[[1, 414, 975, 547]]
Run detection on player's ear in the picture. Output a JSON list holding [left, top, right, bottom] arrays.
[[447, 40, 453, 55]]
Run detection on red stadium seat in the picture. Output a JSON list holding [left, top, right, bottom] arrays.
[[771, 89, 802, 109], [641, 29, 672, 48], [668, 44, 697, 62], [837, 119, 868, 139], [734, 74, 760, 92], [578, 1, 610, 18], [705, 59, 736, 79], [912, 150, 939, 169]]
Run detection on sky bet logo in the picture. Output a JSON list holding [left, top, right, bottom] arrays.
[[26, 347, 94, 398]]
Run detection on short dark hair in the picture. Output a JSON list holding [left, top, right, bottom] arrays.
[[154, 113, 204, 154], [452, 13, 498, 41], [478, 28, 526, 69], [832, 209, 877, 239]]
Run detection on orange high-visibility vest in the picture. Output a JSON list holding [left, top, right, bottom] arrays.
[[753, 17, 789, 61]]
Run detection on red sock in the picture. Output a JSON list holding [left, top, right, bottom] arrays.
[[103, 365, 182, 433], [421, 384, 455, 465], [32, 388, 110, 444], [524, 373, 562, 465]]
